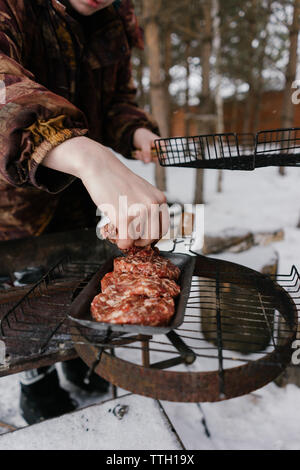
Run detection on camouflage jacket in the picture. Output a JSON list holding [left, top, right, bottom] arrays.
[[0, 0, 157, 240]]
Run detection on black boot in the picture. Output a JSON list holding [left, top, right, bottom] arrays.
[[61, 358, 110, 393], [20, 366, 77, 425]]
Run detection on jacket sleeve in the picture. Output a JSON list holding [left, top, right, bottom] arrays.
[[103, 54, 159, 158], [102, 0, 159, 157], [0, 1, 88, 193]]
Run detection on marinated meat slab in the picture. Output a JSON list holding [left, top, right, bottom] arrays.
[[91, 245, 181, 327], [114, 253, 180, 281], [91, 293, 175, 326], [122, 246, 160, 259], [101, 272, 180, 298]]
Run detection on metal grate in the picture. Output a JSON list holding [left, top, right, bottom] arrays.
[[73, 256, 300, 402], [155, 127, 300, 170], [0, 258, 100, 358], [0, 250, 298, 402], [255, 128, 300, 168], [0, 256, 298, 360]]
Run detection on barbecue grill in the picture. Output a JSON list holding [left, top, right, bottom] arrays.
[[1, 126, 300, 404], [0, 231, 299, 403], [155, 127, 300, 170]]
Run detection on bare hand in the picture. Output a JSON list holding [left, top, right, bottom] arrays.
[[43, 137, 169, 250], [133, 128, 160, 164]]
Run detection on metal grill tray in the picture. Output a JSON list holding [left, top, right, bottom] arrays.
[[155, 127, 300, 170], [68, 252, 196, 335]]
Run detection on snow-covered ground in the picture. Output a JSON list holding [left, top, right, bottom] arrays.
[[0, 161, 300, 449]]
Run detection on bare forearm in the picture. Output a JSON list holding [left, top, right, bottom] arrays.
[[42, 136, 102, 178], [41, 135, 168, 249]]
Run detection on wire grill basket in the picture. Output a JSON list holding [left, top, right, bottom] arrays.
[[155, 128, 300, 170]]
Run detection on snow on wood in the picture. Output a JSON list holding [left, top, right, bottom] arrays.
[[0, 394, 182, 450], [210, 245, 279, 273]]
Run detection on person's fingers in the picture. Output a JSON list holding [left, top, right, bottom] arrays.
[[139, 145, 152, 164], [102, 205, 170, 247], [134, 149, 154, 165], [144, 149, 152, 163], [133, 219, 154, 246], [135, 142, 158, 163], [150, 149, 159, 163], [160, 203, 170, 238], [153, 189, 167, 205], [128, 208, 147, 241], [149, 143, 159, 163], [134, 204, 159, 247], [152, 204, 162, 241], [116, 210, 147, 250], [117, 238, 134, 250], [114, 212, 130, 250], [134, 150, 144, 162], [99, 180, 167, 249], [100, 223, 117, 241], [134, 238, 152, 247]]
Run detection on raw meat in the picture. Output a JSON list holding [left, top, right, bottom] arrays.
[[91, 245, 181, 327], [122, 246, 160, 259], [91, 293, 175, 326], [114, 254, 180, 281], [101, 272, 180, 298]]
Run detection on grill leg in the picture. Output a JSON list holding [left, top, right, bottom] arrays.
[[141, 338, 150, 368], [111, 348, 118, 399]]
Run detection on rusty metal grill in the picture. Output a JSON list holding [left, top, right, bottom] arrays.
[[0, 250, 298, 402], [155, 127, 300, 170]]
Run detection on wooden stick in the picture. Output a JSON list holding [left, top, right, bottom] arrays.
[[132, 149, 158, 160], [0, 420, 17, 432]]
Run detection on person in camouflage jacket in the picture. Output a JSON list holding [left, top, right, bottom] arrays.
[[0, 0, 170, 425], [0, 0, 165, 244]]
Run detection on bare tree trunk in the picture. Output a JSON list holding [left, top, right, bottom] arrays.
[[163, 26, 172, 131], [212, 0, 224, 193], [251, 51, 266, 132], [143, 0, 167, 191], [281, 0, 300, 126], [185, 40, 191, 136], [194, 164, 205, 206], [242, 0, 257, 135], [252, 1, 272, 132], [252, 89, 263, 132], [200, 1, 213, 122], [195, 0, 213, 205], [243, 87, 255, 135], [232, 82, 240, 132], [280, 0, 300, 176]]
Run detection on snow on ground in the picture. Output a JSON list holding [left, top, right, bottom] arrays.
[[162, 382, 300, 450], [0, 160, 300, 449], [0, 366, 113, 436], [0, 395, 182, 450]]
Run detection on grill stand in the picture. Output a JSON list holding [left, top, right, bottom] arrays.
[[71, 256, 298, 403]]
